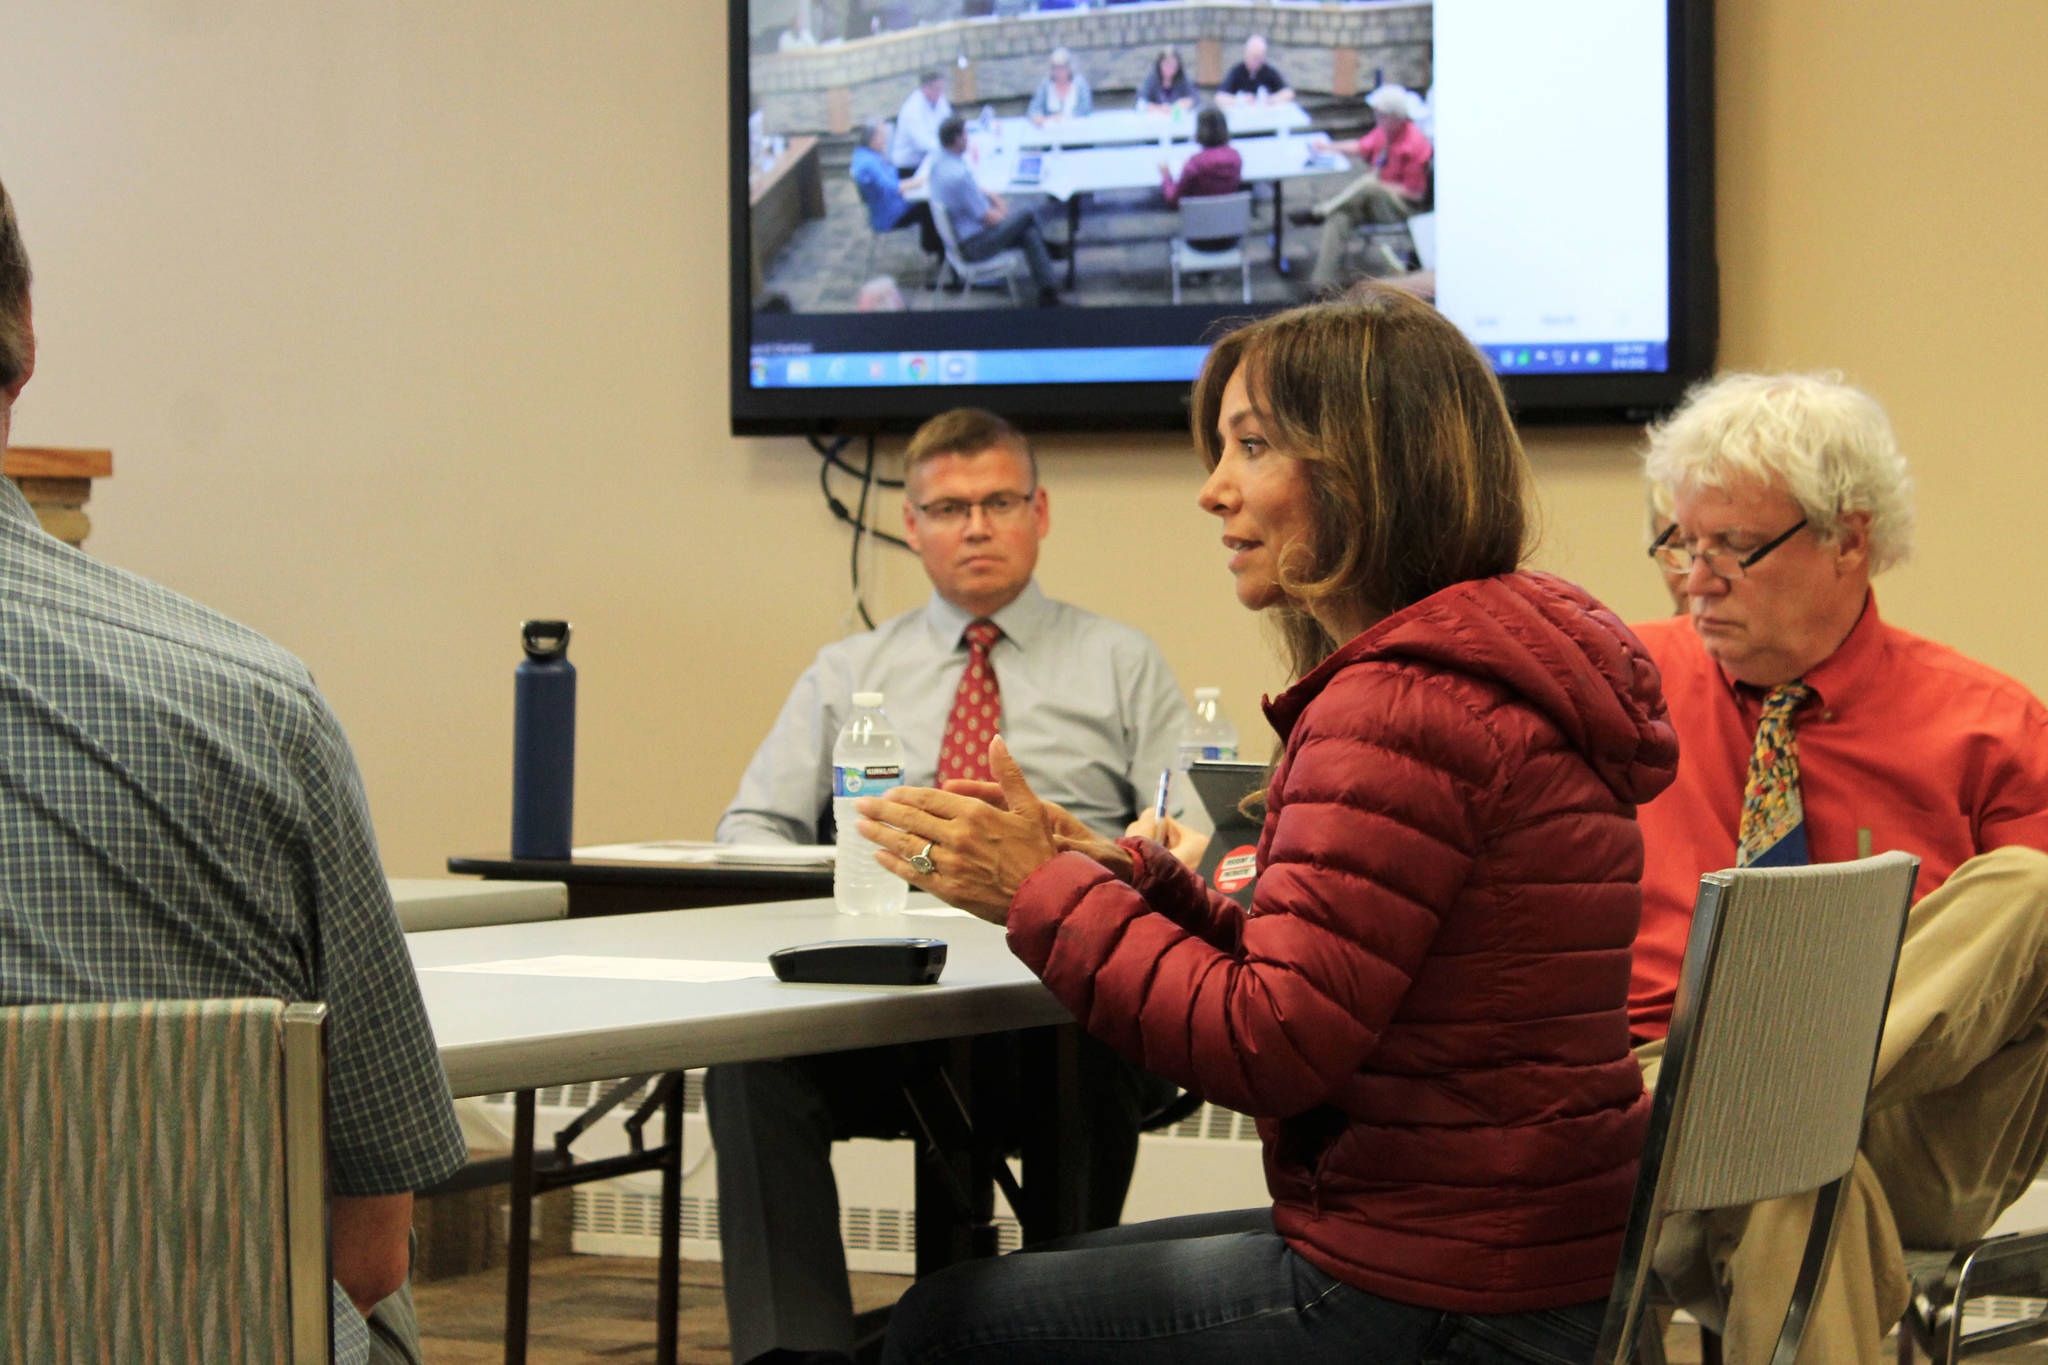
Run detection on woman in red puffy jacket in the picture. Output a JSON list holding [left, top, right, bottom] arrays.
[[855, 285, 1679, 1365]]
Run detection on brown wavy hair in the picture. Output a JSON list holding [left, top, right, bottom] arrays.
[[0, 176, 31, 393], [1191, 284, 1532, 681]]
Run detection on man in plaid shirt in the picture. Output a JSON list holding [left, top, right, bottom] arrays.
[[0, 175, 466, 1364]]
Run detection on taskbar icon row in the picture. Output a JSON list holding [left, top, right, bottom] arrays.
[[750, 351, 979, 388], [1487, 341, 1666, 374]]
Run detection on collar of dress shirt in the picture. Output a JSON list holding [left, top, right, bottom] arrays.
[[0, 474, 38, 529], [923, 579, 1051, 654], [1715, 590, 1883, 718]]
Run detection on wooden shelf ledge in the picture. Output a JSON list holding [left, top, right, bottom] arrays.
[[4, 445, 115, 547]]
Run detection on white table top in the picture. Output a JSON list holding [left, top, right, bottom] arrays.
[[918, 133, 1350, 202], [388, 876, 568, 933], [1000, 104, 1309, 150], [411, 895, 1070, 1098]]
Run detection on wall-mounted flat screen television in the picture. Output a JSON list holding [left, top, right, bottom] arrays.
[[730, 0, 1714, 434]]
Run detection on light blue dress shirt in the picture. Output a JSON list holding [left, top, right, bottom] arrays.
[[717, 582, 1196, 843], [930, 150, 990, 240]]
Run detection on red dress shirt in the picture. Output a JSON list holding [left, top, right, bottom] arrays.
[[1353, 119, 1432, 202], [1629, 597, 2048, 1040]]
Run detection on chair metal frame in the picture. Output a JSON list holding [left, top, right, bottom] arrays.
[[928, 198, 1024, 303], [281, 1002, 335, 1365], [1900, 1232, 2048, 1365], [1593, 853, 1920, 1365], [1169, 190, 1253, 304]]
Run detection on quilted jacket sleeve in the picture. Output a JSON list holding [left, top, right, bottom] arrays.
[[1125, 836, 1252, 951], [1007, 665, 1488, 1118]]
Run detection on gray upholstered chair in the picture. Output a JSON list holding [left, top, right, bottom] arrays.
[[1593, 852, 1921, 1365], [0, 997, 333, 1363], [929, 200, 1024, 303], [1169, 191, 1254, 304]]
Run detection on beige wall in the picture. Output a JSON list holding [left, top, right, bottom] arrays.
[[0, 2, 2040, 877]]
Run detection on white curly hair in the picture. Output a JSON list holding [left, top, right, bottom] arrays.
[[1642, 371, 1915, 574]]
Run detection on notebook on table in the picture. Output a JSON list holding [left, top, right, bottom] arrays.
[[1188, 761, 1266, 908]]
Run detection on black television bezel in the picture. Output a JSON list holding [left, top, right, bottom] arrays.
[[728, 0, 1715, 435]]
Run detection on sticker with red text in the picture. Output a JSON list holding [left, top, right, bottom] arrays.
[[1213, 846, 1259, 893]]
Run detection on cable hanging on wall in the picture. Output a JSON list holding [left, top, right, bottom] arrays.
[[810, 431, 906, 630]]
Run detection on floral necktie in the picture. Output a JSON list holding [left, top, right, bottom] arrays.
[[1737, 683, 1816, 867]]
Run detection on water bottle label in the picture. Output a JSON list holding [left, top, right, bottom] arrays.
[[834, 763, 903, 798], [1201, 745, 1238, 761]]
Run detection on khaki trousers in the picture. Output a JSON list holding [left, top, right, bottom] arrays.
[[1309, 174, 1414, 293], [1639, 846, 2048, 1365]]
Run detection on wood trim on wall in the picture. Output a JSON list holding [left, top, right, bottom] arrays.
[[3, 446, 115, 548]]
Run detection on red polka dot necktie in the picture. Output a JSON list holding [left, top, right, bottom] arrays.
[[935, 619, 1003, 785]]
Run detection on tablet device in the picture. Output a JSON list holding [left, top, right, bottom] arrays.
[[1188, 761, 1266, 907], [1012, 152, 1045, 185]]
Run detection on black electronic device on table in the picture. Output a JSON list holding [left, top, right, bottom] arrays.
[[769, 937, 948, 986]]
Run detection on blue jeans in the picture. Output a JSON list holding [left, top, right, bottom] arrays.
[[959, 210, 1059, 295], [879, 1208, 1608, 1365]]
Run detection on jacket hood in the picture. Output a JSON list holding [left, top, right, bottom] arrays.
[[1266, 571, 1678, 806]]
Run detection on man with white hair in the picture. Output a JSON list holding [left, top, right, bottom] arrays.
[[1632, 372, 2048, 1364], [1296, 85, 1432, 294], [854, 274, 907, 311], [1216, 34, 1294, 107]]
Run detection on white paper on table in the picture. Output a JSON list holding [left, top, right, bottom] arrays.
[[573, 840, 835, 868], [424, 955, 773, 982], [903, 906, 974, 918]]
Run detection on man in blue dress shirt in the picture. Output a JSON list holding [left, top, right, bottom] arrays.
[[711, 407, 1193, 1365], [849, 118, 941, 260]]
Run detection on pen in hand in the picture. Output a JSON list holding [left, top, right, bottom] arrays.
[[1154, 767, 1173, 830]]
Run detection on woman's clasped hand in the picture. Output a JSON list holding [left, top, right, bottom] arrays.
[[854, 734, 1132, 924]]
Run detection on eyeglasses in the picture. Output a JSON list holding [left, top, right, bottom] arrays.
[[913, 489, 1036, 526], [1648, 518, 1809, 580]]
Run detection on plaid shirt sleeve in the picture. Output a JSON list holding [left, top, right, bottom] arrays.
[[289, 684, 467, 1195]]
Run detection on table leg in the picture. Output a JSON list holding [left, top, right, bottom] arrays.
[[656, 1079, 684, 1365], [1016, 1024, 1088, 1243], [505, 1090, 535, 1365], [1065, 198, 1081, 291], [910, 1037, 996, 1275], [1272, 182, 1290, 275]]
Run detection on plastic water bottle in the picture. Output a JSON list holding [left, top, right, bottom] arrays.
[[510, 619, 575, 860], [1178, 687, 1240, 767], [980, 103, 995, 132], [832, 692, 909, 915]]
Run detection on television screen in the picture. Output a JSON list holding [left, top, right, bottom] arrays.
[[730, 0, 1714, 434]]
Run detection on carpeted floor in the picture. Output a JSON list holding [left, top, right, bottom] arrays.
[[415, 1252, 2048, 1365], [414, 1253, 907, 1364]]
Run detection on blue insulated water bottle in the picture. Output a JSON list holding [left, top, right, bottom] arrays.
[[511, 619, 575, 860]]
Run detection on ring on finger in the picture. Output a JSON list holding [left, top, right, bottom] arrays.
[[907, 840, 937, 876]]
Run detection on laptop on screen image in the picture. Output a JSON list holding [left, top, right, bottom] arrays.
[[1188, 761, 1266, 908]]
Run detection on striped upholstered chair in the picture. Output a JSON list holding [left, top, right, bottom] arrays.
[[1592, 852, 1921, 1365], [0, 997, 334, 1363]]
